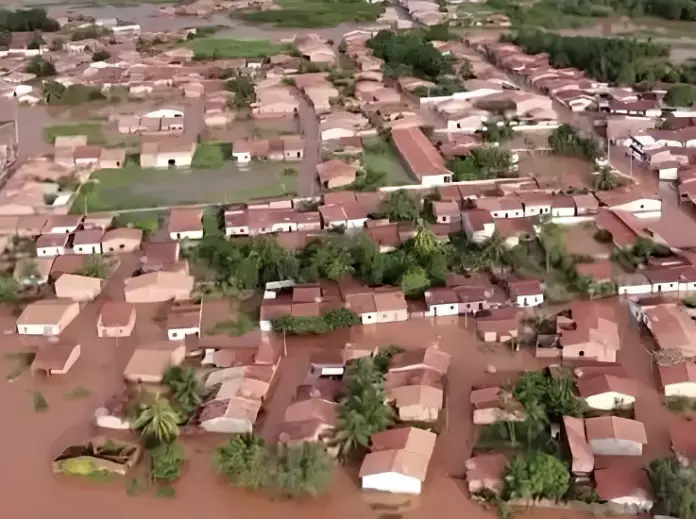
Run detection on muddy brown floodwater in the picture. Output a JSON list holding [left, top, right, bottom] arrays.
[[0, 290, 663, 519]]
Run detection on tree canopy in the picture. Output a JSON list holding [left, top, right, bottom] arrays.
[[132, 397, 181, 446], [513, 371, 585, 419], [447, 146, 515, 181], [647, 456, 696, 519], [26, 56, 56, 78], [213, 433, 271, 490], [548, 124, 601, 162], [377, 190, 420, 222], [504, 451, 570, 501], [367, 30, 451, 80], [665, 84, 696, 107], [0, 8, 59, 32]]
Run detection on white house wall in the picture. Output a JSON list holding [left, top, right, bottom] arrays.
[[584, 392, 636, 411], [361, 473, 422, 495], [589, 438, 642, 456], [664, 382, 696, 397]]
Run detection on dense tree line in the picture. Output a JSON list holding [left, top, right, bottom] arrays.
[[447, 147, 515, 181], [647, 457, 696, 519], [504, 30, 696, 85], [0, 8, 59, 33], [548, 124, 601, 162], [367, 30, 452, 80], [272, 308, 359, 335]]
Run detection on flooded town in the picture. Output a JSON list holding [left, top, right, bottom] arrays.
[[3, 0, 696, 518]]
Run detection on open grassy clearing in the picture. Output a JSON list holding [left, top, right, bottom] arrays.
[[187, 38, 291, 59], [362, 137, 413, 186], [70, 162, 297, 213], [237, 0, 383, 28], [43, 122, 105, 145]]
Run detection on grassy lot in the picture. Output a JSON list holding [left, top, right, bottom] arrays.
[[43, 122, 105, 144], [238, 0, 383, 28], [187, 38, 291, 59], [362, 137, 413, 186], [70, 162, 297, 213]]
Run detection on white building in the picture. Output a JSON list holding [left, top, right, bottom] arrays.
[[595, 466, 654, 512], [577, 374, 637, 411], [659, 363, 696, 397], [585, 416, 647, 456], [36, 234, 69, 257]]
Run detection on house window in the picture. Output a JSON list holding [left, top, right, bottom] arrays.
[[450, 305, 455, 310], [172, 332, 179, 338], [168, 159, 176, 166], [578, 350, 585, 357]]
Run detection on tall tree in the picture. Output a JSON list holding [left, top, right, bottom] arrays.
[[132, 396, 181, 445], [504, 451, 570, 501], [377, 190, 420, 222], [162, 365, 203, 420], [212, 433, 270, 490], [271, 443, 333, 498]]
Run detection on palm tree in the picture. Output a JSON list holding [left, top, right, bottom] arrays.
[[162, 365, 203, 420], [272, 442, 333, 498], [536, 213, 560, 273], [212, 433, 270, 489], [132, 396, 180, 445], [593, 166, 619, 191], [42, 80, 65, 104], [413, 223, 441, 259], [480, 232, 510, 274], [334, 406, 372, 461]]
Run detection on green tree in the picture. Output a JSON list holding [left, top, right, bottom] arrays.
[[548, 124, 601, 162], [271, 443, 333, 498], [593, 166, 620, 191], [647, 456, 696, 519], [42, 80, 66, 104], [377, 190, 420, 222], [225, 74, 256, 108], [162, 365, 203, 420], [448, 146, 514, 181], [413, 224, 441, 259], [91, 49, 111, 62], [616, 63, 637, 85], [149, 440, 185, 482], [482, 120, 515, 143], [25, 56, 56, 77], [0, 274, 19, 303], [399, 265, 431, 298], [132, 397, 181, 446], [504, 451, 570, 501], [322, 308, 359, 329], [76, 255, 110, 279], [665, 84, 696, 107], [212, 433, 270, 489], [479, 232, 510, 274]]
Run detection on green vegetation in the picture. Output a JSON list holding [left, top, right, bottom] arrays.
[[92, 50, 112, 62], [238, 0, 383, 28], [132, 397, 181, 446], [114, 212, 161, 234], [213, 433, 333, 498], [611, 237, 671, 270], [335, 357, 394, 460], [666, 396, 696, 413], [225, 75, 256, 109], [76, 255, 111, 279], [665, 84, 696, 107], [504, 30, 696, 85], [447, 146, 515, 181], [43, 122, 104, 144], [192, 143, 226, 169], [0, 8, 59, 32], [647, 456, 696, 519], [504, 451, 570, 501], [70, 24, 112, 41], [43, 81, 107, 105], [149, 441, 185, 483], [513, 371, 585, 419], [65, 386, 91, 400], [376, 190, 420, 223], [29, 390, 48, 412], [26, 56, 56, 78], [548, 124, 601, 162], [361, 138, 412, 186], [592, 166, 621, 191], [368, 30, 452, 80], [188, 38, 290, 60], [0, 274, 18, 303], [161, 366, 204, 422], [412, 78, 465, 98], [272, 308, 359, 335], [211, 313, 257, 336]]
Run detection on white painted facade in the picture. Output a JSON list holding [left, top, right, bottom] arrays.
[[618, 284, 652, 296], [144, 108, 184, 119], [233, 151, 252, 163], [425, 302, 459, 317], [420, 173, 453, 187], [45, 225, 78, 234], [551, 206, 575, 218], [362, 472, 422, 495], [522, 203, 551, 217], [37, 246, 66, 257], [490, 209, 524, 218], [325, 218, 368, 229], [664, 382, 696, 397], [168, 326, 199, 341], [149, 152, 193, 168], [321, 127, 356, 142], [585, 392, 636, 411], [610, 198, 662, 218], [605, 495, 654, 512], [657, 165, 678, 181], [74, 243, 102, 255], [169, 230, 203, 241], [17, 323, 59, 336], [589, 438, 643, 456], [516, 293, 544, 307], [651, 281, 679, 293], [260, 320, 273, 332]]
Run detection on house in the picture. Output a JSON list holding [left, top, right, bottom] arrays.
[[344, 289, 409, 325], [97, 301, 136, 338], [54, 273, 103, 302], [642, 303, 696, 358], [594, 190, 662, 218], [562, 415, 594, 476], [476, 197, 524, 219], [124, 272, 193, 303], [141, 241, 184, 273], [659, 363, 696, 397], [16, 299, 81, 336], [199, 393, 263, 434], [556, 301, 621, 363], [462, 209, 496, 244], [424, 287, 460, 317], [31, 342, 81, 376], [594, 465, 654, 512], [470, 386, 526, 425], [475, 307, 519, 343], [44, 215, 83, 234], [576, 374, 637, 410], [432, 200, 461, 224], [391, 126, 452, 186], [72, 229, 104, 254], [388, 345, 451, 377], [140, 138, 196, 168], [385, 369, 444, 422], [585, 416, 647, 456], [36, 233, 70, 257], [505, 277, 544, 307], [167, 208, 203, 241], [359, 427, 437, 495], [225, 207, 321, 237], [102, 228, 143, 253], [465, 453, 508, 495], [316, 160, 358, 189], [123, 342, 186, 383], [167, 304, 201, 340]]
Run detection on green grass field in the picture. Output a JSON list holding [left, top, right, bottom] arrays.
[[238, 0, 383, 28], [187, 38, 291, 59], [362, 137, 413, 186]]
